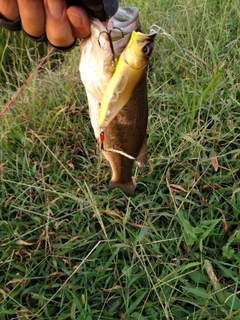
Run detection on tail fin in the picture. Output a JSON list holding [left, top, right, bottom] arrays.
[[108, 179, 135, 197]]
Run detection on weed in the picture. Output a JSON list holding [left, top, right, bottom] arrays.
[[1, 0, 240, 319]]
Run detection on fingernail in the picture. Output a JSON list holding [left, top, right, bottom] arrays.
[[47, 0, 63, 19], [68, 13, 82, 28]]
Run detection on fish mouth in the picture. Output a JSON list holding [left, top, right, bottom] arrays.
[[91, 7, 141, 43], [109, 7, 140, 32]]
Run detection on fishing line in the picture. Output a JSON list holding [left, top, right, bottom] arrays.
[[99, 129, 135, 160], [104, 148, 135, 160], [0, 47, 55, 118], [150, 24, 185, 56]]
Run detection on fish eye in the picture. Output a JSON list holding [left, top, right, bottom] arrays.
[[143, 43, 154, 58]]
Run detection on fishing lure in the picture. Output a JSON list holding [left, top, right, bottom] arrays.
[[98, 30, 156, 128]]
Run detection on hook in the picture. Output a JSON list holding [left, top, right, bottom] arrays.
[[98, 27, 124, 63]]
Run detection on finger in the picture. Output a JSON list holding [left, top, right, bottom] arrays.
[[0, 0, 19, 20], [44, 0, 75, 47], [17, 0, 45, 37], [67, 6, 90, 39]]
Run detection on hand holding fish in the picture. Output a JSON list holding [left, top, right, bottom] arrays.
[[0, 0, 119, 50], [1, 1, 156, 197]]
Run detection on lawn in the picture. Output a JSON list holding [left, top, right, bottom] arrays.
[[0, 0, 240, 319]]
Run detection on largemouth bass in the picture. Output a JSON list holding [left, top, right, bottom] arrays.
[[80, 7, 156, 197]]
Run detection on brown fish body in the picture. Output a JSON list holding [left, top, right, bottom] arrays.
[[80, 7, 155, 196], [102, 74, 148, 197]]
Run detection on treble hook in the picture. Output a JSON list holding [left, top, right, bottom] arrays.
[[98, 27, 124, 63]]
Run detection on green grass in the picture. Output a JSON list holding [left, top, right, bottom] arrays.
[[0, 0, 240, 319]]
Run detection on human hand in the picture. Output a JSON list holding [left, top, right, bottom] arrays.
[[0, 0, 90, 50]]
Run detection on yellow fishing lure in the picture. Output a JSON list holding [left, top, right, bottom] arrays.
[[99, 30, 156, 127]]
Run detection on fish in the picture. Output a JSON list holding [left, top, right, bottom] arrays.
[[80, 6, 156, 197]]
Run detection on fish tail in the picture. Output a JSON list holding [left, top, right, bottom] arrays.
[[108, 179, 135, 197]]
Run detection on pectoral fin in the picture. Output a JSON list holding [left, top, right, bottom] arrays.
[[136, 137, 148, 174]]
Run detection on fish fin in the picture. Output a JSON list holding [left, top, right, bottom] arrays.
[[108, 179, 135, 197], [136, 137, 148, 174]]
